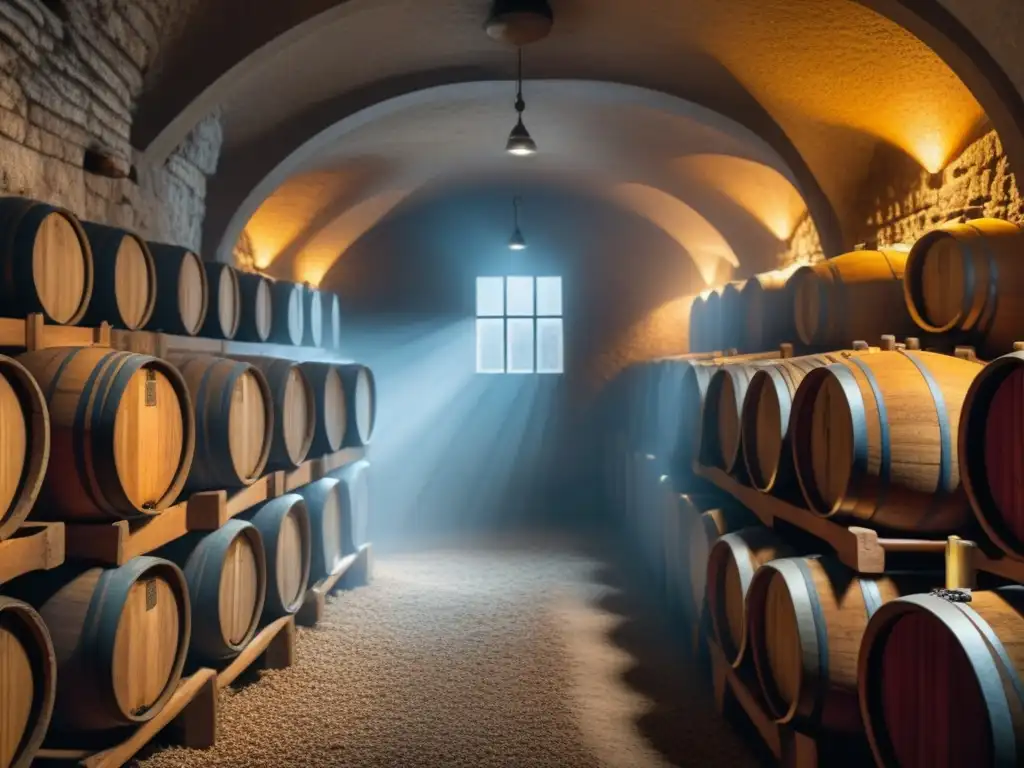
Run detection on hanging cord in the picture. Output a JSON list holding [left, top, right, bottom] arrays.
[[515, 47, 525, 115]]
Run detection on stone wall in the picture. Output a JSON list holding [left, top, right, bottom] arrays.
[[0, 0, 217, 250]]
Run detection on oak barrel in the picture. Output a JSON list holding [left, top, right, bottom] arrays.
[[688, 294, 707, 353], [625, 354, 712, 458], [663, 493, 719, 608], [235, 271, 273, 342], [0, 597, 55, 768], [298, 361, 347, 456], [746, 556, 931, 733], [685, 505, 758, 627], [18, 347, 195, 520], [154, 519, 267, 663], [228, 356, 315, 471], [337, 459, 370, 554], [740, 353, 845, 492], [790, 250, 915, 348], [705, 527, 794, 665], [740, 264, 802, 353], [338, 364, 376, 447], [0, 355, 49, 541], [0, 197, 93, 325], [79, 222, 156, 331], [903, 218, 1024, 359], [145, 243, 208, 336], [690, 289, 722, 353], [858, 588, 1024, 768], [790, 349, 983, 533], [239, 494, 311, 621], [302, 285, 323, 348], [293, 477, 346, 581], [5, 557, 190, 733], [269, 280, 305, 346], [719, 280, 747, 353], [701, 358, 780, 472], [166, 354, 273, 492], [199, 262, 241, 340], [960, 350, 1024, 559], [324, 292, 341, 349]]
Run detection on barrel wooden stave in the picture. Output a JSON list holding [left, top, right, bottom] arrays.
[[702, 359, 779, 473], [338, 364, 376, 448], [903, 218, 1024, 359], [293, 477, 346, 582], [337, 460, 370, 554], [199, 262, 241, 340], [705, 526, 795, 665], [685, 504, 758, 628], [145, 243, 208, 337], [167, 353, 272, 492], [298, 361, 347, 456], [859, 588, 1024, 768], [0, 597, 56, 768], [235, 272, 273, 343], [0, 355, 49, 541], [791, 250, 915, 349], [18, 347, 195, 520], [79, 222, 156, 331], [239, 494, 312, 621], [741, 264, 802, 353], [268, 280, 304, 346], [154, 519, 267, 663], [790, 349, 983, 533], [0, 198, 93, 325], [5, 557, 191, 733]]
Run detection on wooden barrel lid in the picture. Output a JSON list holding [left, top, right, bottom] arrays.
[[114, 234, 156, 331], [915, 236, 964, 331], [219, 530, 262, 647], [324, 367, 346, 452], [277, 509, 307, 608], [808, 373, 853, 511], [177, 252, 206, 335], [254, 279, 272, 341], [228, 368, 270, 482], [217, 265, 241, 338], [762, 570, 801, 709], [793, 268, 822, 345], [355, 367, 374, 442], [0, 372, 27, 527], [715, 373, 740, 467], [33, 211, 89, 325], [744, 371, 784, 489], [0, 598, 54, 768], [283, 367, 313, 464]]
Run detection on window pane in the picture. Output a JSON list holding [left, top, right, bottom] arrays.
[[536, 277, 562, 316], [476, 277, 504, 316], [507, 318, 534, 373], [506, 276, 534, 316], [537, 318, 563, 374], [476, 319, 505, 373]]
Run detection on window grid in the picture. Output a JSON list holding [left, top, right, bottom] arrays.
[[476, 277, 562, 374]]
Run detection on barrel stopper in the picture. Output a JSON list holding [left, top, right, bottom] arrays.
[[880, 335, 896, 351]]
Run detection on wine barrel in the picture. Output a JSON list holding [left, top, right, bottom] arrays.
[[705, 527, 794, 665], [166, 354, 273, 492], [790, 349, 983, 533], [741, 264, 802, 353], [293, 477, 346, 581], [746, 556, 931, 733], [685, 505, 758, 627], [302, 286, 323, 348], [720, 280, 747, 353], [740, 353, 845, 493], [239, 494, 311, 620], [269, 280, 304, 346], [323, 292, 341, 349], [701, 357, 782, 472], [145, 243, 208, 336], [298, 361, 347, 456], [960, 350, 1024, 559], [338, 364, 376, 447], [337, 459, 370, 554], [235, 271, 272, 343], [5, 557, 190, 733], [663, 493, 719, 607], [18, 347, 195, 520], [228, 356, 315, 471], [154, 520, 267, 663], [858, 587, 1024, 768], [0, 197, 93, 325], [0, 597, 55, 768], [79, 222, 156, 331], [688, 294, 707, 353], [0, 355, 49, 541], [699, 289, 723, 353], [790, 250, 915, 348], [199, 262, 241, 340], [903, 218, 1024, 359]]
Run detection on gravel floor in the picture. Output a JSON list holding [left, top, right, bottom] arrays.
[[137, 533, 761, 768]]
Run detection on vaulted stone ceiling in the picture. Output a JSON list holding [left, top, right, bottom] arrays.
[[134, 0, 1016, 287]]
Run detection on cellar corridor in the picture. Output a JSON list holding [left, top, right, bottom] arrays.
[[135, 533, 761, 768]]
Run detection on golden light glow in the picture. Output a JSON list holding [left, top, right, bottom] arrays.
[[601, 183, 739, 285], [293, 188, 413, 286], [672, 154, 808, 241]]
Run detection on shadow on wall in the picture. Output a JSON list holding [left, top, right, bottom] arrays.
[[320, 183, 709, 549]]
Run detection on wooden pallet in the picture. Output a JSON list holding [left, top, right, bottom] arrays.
[[694, 465, 947, 573], [0, 522, 64, 584], [296, 543, 374, 627], [62, 448, 366, 566]]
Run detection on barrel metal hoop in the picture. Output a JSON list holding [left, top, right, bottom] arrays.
[[94, 354, 151, 512], [191, 360, 219, 488], [13, 203, 53, 317], [900, 351, 952, 496], [791, 557, 830, 728], [217, 364, 247, 478], [829, 362, 882, 505], [71, 350, 123, 516], [956, 602, 1024, 711], [965, 222, 1000, 339], [859, 577, 884, 620], [79, 568, 125, 723]]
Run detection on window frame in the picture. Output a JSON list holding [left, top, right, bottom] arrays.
[[475, 276, 562, 374]]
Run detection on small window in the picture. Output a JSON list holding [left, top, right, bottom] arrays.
[[475, 277, 563, 374]]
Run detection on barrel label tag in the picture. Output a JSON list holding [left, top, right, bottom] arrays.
[[145, 369, 157, 407], [146, 579, 157, 610]]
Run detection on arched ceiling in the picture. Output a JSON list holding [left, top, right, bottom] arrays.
[[137, 0, 1020, 286]]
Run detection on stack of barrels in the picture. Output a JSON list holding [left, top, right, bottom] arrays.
[[0, 196, 377, 761], [607, 217, 1024, 767]]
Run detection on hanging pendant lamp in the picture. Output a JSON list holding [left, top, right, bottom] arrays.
[[509, 196, 527, 250], [506, 48, 537, 156]]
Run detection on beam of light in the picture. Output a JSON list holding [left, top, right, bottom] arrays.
[[339, 316, 560, 551]]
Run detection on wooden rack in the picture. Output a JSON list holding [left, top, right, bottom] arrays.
[[944, 535, 1024, 588], [693, 465, 948, 573], [0, 522, 65, 584], [0, 315, 110, 352], [297, 543, 373, 627]]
